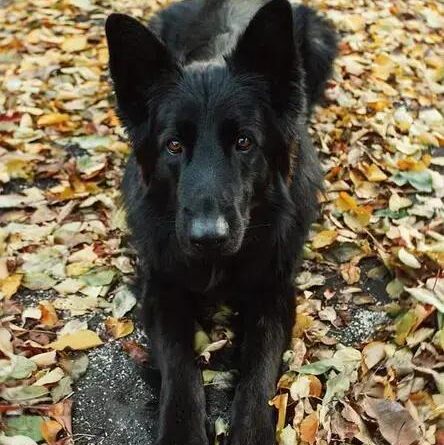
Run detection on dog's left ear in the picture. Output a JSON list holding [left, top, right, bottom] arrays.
[[229, 0, 298, 109]]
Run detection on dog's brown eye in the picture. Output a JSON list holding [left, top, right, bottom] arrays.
[[236, 136, 252, 151], [167, 139, 183, 155]]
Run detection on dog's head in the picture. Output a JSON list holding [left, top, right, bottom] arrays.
[[106, 0, 304, 258]]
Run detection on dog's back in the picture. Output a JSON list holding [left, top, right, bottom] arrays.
[[151, 0, 337, 106]]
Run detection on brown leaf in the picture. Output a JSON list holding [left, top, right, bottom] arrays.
[[299, 412, 318, 445], [121, 340, 149, 365], [363, 397, 419, 445]]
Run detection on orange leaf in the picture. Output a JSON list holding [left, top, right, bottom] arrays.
[[300, 412, 319, 445], [39, 301, 59, 327], [41, 419, 63, 445], [268, 393, 288, 432]]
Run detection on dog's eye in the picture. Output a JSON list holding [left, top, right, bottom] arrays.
[[236, 136, 252, 152], [166, 139, 183, 155]]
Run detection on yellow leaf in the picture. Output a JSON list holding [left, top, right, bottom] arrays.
[[66, 262, 93, 277], [48, 330, 103, 351], [343, 205, 373, 231], [362, 163, 387, 182], [41, 419, 62, 445], [372, 53, 395, 80], [0, 273, 22, 299], [293, 313, 314, 338], [300, 412, 319, 445], [62, 35, 87, 52], [394, 305, 433, 346], [105, 317, 134, 339], [335, 192, 357, 211], [39, 301, 59, 327], [37, 113, 70, 126], [312, 230, 338, 249]]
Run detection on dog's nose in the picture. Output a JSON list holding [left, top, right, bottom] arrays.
[[190, 216, 229, 248]]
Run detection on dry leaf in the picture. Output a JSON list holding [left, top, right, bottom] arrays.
[[40, 419, 62, 445], [48, 330, 103, 351], [105, 317, 134, 339], [363, 397, 419, 445], [39, 301, 58, 327], [300, 412, 319, 445]]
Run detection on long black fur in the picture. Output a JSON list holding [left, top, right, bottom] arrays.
[[106, 1, 337, 444]]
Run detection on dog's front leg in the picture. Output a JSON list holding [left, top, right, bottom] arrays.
[[150, 283, 208, 445], [229, 290, 294, 445]]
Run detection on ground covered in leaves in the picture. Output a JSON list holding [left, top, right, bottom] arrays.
[[0, 0, 443, 444]]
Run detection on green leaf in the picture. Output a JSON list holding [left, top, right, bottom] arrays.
[[51, 376, 74, 403], [374, 208, 408, 219], [5, 416, 44, 442], [392, 171, 433, 192], [323, 371, 351, 405], [10, 356, 37, 380], [1, 385, 49, 402], [297, 359, 334, 375], [80, 268, 115, 286], [0, 435, 38, 445], [58, 135, 113, 151], [324, 242, 363, 264], [112, 285, 136, 318]]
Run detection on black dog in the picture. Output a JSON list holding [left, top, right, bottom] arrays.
[[105, 1, 337, 443]]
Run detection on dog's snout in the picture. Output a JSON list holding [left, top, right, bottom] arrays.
[[189, 216, 229, 248]]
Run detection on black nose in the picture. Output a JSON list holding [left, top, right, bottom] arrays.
[[190, 216, 229, 248]]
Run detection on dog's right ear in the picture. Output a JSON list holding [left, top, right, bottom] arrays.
[[105, 14, 177, 126]]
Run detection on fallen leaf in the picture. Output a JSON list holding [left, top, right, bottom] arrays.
[[398, 248, 421, 269], [312, 230, 338, 249], [33, 367, 65, 386], [47, 330, 103, 351], [121, 340, 149, 365], [61, 35, 87, 52], [40, 420, 62, 445], [362, 341, 386, 370], [37, 114, 69, 127], [105, 317, 134, 339], [300, 412, 318, 445], [4, 416, 43, 442], [39, 301, 58, 327], [363, 397, 419, 445]]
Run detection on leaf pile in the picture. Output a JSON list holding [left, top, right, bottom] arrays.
[[0, 0, 162, 443], [272, 0, 444, 444], [0, 0, 442, 444]]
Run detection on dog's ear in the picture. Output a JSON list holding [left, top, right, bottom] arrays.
[[105, 14, 177, 126], [229, 0, 297, 109]]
